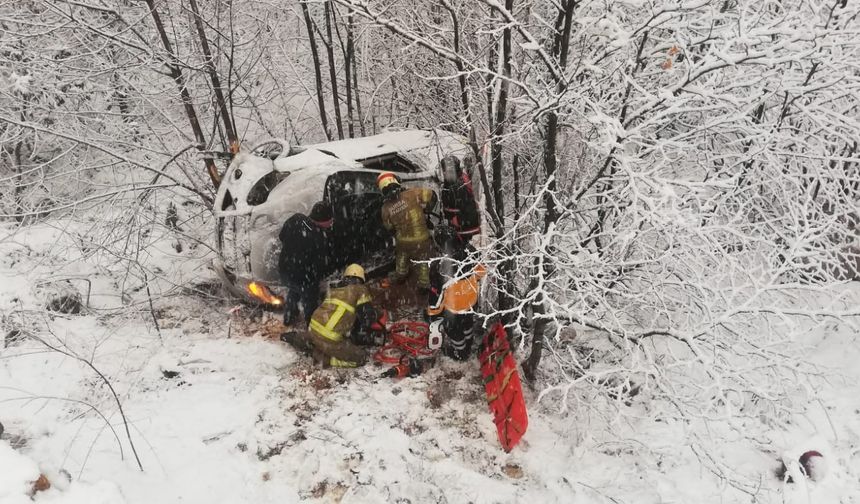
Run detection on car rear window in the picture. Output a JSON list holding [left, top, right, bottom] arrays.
[[357, 153, 421, 173]]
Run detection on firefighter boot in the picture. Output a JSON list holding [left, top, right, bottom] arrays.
[[280, 331, 314, 355]]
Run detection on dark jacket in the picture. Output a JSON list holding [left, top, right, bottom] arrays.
[[441, 170, 480, 240], [278, 214, 329, 286]]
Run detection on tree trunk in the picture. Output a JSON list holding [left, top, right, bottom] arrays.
[[523, 0, 576, 381], [488, 0, 516, 320], [300, 1, 332, 140], [13, 138, 25, 222], [349, 11, 366, 136], [143, 0, 220, 189], [331, 6, 357, 138], [324, 1, 345, 139], [440, 0, 503, 235], [188, 0, 237, 152], [490, 0, 513, 230], [523, 292, 547, 382], [512, 153, 520, 221], [343, 8, 355, 138]]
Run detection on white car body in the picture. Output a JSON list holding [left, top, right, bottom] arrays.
[[213, 129, 470, 304]]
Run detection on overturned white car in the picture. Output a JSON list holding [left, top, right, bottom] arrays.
[[213, 129, 470, 305]]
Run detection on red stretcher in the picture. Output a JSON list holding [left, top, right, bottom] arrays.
[[479, 323, 528, 452]]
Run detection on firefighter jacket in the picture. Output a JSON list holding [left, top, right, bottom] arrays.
[[309, 283, 372, 342], [381, 187, 435, 247], [441, 172, 480, 240], [427, 246, 486, 316]]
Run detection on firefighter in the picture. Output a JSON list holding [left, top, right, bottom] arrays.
[[427, 226, 487, 361], [281, 264, 375, 367], [279, 201, 333, 326], [377, 172, 438, 291], [440, 155, 481, 243]]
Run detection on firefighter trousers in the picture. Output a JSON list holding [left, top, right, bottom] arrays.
[[442, 312, 474, 361], [284, 330, 367, 367], [391, 239, 432, 288]]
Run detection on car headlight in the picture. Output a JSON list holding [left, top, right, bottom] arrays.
[[246, 281, 283, 306]]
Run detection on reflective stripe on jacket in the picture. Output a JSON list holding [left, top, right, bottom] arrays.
[[381, 187, 434, 244], [309, 283, 372, 341]]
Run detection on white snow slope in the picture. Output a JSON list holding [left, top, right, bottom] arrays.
[[1, 219, 859, 504]]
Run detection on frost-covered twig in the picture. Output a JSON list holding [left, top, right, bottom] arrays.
[[32, 329, 145, 472], [0, 390, 126, 463]]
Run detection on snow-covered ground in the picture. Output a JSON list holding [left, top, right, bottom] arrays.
[[1, 219, 859, 503]]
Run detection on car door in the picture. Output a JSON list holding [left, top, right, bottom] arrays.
[[324, 171, 393, 270]]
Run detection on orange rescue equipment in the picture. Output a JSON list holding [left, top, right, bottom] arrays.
[[427, 263, 487, 316]]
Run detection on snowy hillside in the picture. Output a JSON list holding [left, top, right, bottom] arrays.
[[3, 0, 860, 502], [1, 219, 859, 503]]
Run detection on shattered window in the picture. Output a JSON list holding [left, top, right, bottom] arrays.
[[357, 153, 421, 173], [324, 172, 379, 203]]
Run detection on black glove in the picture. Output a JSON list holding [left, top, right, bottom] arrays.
[[350, 328, 376, 346], [354, 304, 378, 331]]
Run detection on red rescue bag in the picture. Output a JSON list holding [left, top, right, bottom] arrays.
[[479, 323, 528, 452]]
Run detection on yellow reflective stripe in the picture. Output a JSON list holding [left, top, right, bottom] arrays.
[[357, 294, 372, 305], [312, 297, 356, 340], [330, 357, 358, 368], [325, 297, 355, 313], [398, 233, 430, 242], [310, 319, 341, 342], [325, 305, 347, 332]]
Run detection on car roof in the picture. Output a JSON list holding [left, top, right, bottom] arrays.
[[274, 150, 352, 174], [215, 129, 468, 217], [298, 129, 467, 162], [275, 129, 468, 178]]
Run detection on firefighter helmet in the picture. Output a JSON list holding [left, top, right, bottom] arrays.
[[376, 171, 400, 191], [344, 263, 366, 282]]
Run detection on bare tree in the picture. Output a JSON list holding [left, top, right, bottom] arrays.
[[300, 0, 333, 140], [328, 0, 860, 492]]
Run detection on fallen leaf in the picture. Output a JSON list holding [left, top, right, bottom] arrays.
[[503, 463, 524, 479], [32, 474, 51, 493]]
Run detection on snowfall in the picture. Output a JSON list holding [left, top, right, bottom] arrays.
[[1, 217, 859, 504]]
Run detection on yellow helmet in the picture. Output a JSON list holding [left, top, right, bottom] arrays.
[[376, 171, 400, 191], [344, 263, 365, 281]]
